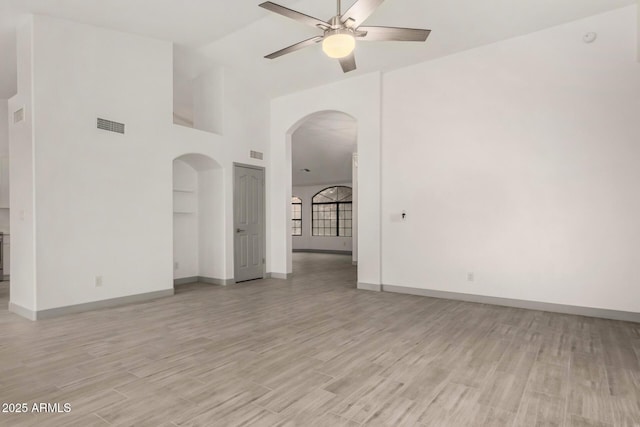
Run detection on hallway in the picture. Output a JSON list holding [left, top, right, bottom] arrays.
[[0, 253, 638, 426]]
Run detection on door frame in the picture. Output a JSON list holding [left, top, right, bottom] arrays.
[[233, 162, 266, 281]]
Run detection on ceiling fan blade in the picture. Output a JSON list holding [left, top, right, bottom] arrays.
[[357, 26, 431, 42], [341, 0, 386, 27], [259, 2, 329, 29], [339, 53, 357, 73], [265, 36, 324, 59]]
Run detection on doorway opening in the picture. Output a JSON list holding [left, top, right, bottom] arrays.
[[172, 153, 225, 289], [289, 111, 358, 281]]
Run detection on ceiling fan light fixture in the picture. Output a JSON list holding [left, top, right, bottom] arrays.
[[259, 0, 431, 73], [322, 31, 355, 59]]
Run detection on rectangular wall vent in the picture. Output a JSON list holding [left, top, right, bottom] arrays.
[[250, 150, 263, 160], [97, 118, 125, 134], [13, 108, 24, 124]]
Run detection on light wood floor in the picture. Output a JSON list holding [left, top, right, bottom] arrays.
[[0, 253, 639, 426]]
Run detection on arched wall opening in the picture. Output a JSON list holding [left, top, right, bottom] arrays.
[[268, 73, 382, 289], [172, 153, 227, 285], [288, 111, 358, 272]]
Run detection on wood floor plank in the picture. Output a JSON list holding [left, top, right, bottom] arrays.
[[362, 395, 421, 426], [567, 386, 614, 425], [609, 397, 640, 426], [477, 371, 530, 413], [329, 375, 405, 423], [254, 371, 334, 413], [570, 351, 608, 392], [415, 381, 481, 425], [527, 361, 569, 397], [514, 390, 565, 427], [0, 253, 639, 426], [567, 414, 613, 427]]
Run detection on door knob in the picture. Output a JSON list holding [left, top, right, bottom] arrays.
[[236, 228, 246, 233]]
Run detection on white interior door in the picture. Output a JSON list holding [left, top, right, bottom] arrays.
[[234, 164, 265, 282]]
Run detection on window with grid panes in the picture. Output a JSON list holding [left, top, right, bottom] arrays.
[[312, 186, 352, 237], [291, 196, 302, 236]]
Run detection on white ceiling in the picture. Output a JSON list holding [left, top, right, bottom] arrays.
[[0, 0, 635, 99], [194, 0, 635, 97], [292, 111, 357, 187], [0, 0, 297, 97], [1, 0, 633, 187]]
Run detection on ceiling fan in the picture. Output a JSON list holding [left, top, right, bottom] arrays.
[[259, 0, 431, 73]]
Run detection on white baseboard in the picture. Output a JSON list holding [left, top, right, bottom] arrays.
[[8, 302, 37, 321], [382, 285, 640, 323], [174, 276, 199, 286], [10, 289, 175, 321], [267, 272, 291, 280], [174, 276, 235, 286], [357, 282, 382, 292], [199, 276, 235, 286]]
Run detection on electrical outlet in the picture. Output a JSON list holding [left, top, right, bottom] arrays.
[[95, 275, 103, 287], [174, 262, 179, 271], [467, 272, 474, 282]]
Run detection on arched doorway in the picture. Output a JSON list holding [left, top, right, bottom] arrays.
[[172, 153, 227, 287], [287, 110, 358, 282]]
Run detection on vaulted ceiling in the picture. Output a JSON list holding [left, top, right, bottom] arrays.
[[0, 0, 635, 99]]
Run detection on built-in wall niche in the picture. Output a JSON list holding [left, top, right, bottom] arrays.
[[172, 154, 224, 282], [173, 159, 198, 215], [173, 189, 196, 214]]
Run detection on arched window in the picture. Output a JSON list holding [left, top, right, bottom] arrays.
[[291, 196, 302, 236], [312, 186, 352, 237]]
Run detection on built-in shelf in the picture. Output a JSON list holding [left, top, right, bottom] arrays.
[[173, 187, 196, 214]]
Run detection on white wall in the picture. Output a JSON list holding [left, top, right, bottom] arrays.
[[8, 19, 36, 312], [0, 98, 8, 209], [173, 70, 194, 127], [169, 72, 269, 281], [0, 101, 7, 147], [31, 15, 174, 310], [292, 182, 353, 253], [0, 200, 9, 276], [0, 98, 10, 275], [193, 66, 224, 134], [0, 98, 9, 210], [352, 153, 358, 264], [225, 73, 270, 162], [197, 166, 226, 280], [381, 6, 640, 313], [8, 15, 269, 315], [10, 7, 637, 316], [270, 73, 381, 285]]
